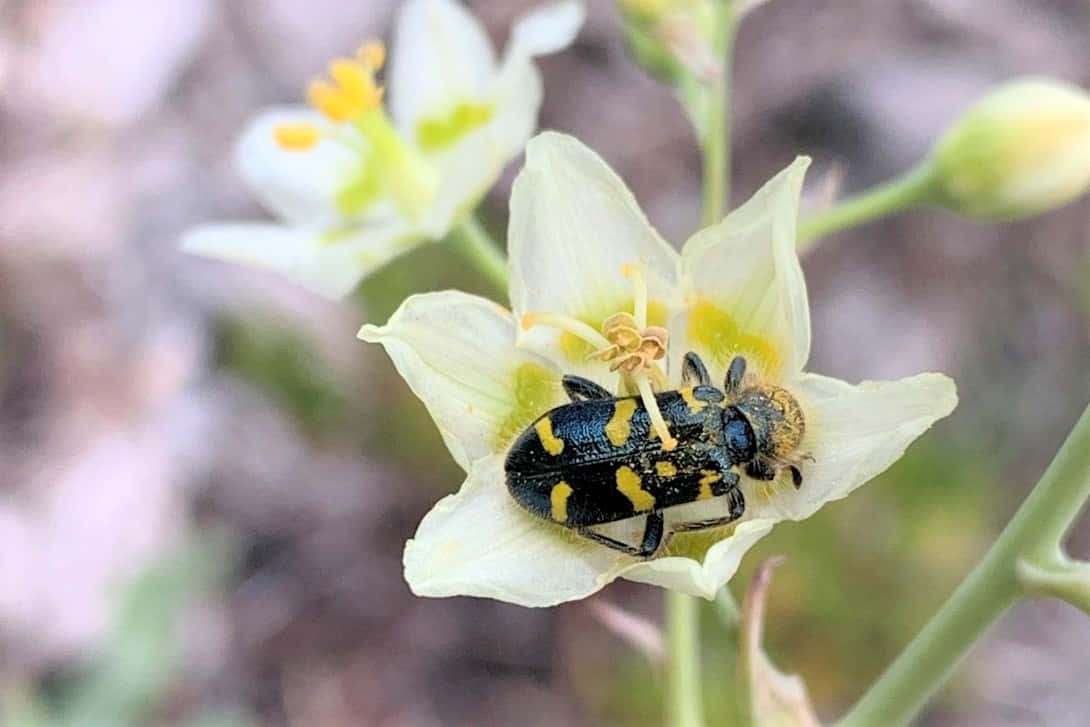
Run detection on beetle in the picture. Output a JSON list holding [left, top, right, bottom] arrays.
[[504, 352, 806, 558]]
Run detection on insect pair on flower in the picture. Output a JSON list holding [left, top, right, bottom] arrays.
[[361, 133, 957, 607]]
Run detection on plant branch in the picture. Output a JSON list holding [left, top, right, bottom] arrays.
[[797, 162, 937, 252], [449, 213, 509, 294], [837, 402, 1090, 727]]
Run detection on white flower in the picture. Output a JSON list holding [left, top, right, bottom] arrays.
[[182, 0, 584, 298], [359, 132, 958, 607]]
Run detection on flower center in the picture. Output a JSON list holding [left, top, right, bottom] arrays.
[[522, 263, 679, 450], [271, 41, 438, 223]]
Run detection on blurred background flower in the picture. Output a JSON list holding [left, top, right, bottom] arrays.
[[2, 0, 1090, 725]]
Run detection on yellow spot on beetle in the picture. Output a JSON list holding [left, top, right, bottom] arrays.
[[698, 470, 721, 500], [551, 481, 573, 522], [535, 417, 565, 455], [656, 461, 677, 478], [605, 399, 638, 447], [616, 466, 656, 511], [680, 386, 707, 413]]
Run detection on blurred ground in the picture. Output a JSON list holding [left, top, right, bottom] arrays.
[[1, 0, 1090, 725]]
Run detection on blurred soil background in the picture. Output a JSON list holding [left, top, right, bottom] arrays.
[[2, 0, 1090, 724]]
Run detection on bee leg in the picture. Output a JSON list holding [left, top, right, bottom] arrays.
[[562, 375, 613, 402], [725, 355, 747, 394], [682, 352, 711, 386], [580, 512, 664, 559], [789, 465, 803, 489]]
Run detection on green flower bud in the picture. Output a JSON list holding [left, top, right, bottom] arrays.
[[930, 78, 1090, 221], [614, 0, 721, 85]]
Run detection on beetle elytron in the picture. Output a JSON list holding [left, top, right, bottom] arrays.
[[504, 353, 806, 558]]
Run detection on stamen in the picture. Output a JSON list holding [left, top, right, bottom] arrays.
[[329, 58, 374, 107], [636, 375, 677, 451], [273, 123, 320, 150], [521, 312, 612, 351], [357, 41, 386, 70], [622, 263, 648, 329], [307, 79, 355, 122]]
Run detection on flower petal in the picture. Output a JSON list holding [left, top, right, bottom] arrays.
[[485, 2, 585, 163], [746, 371, 958, 522], [404, 453, 632, 606], [678, 157, 811, 382], [181, 222, 411, 299], [509, 132, 682, 379], [388, 0, 497, 138], [235, 107, 359, 228], [621, 519, 775, 599], [425, 129, 506, 239], [358, 291, 568, 471]]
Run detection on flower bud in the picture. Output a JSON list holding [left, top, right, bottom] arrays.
[[930, 78, 1090, 221], [615, 0, 721, 85]]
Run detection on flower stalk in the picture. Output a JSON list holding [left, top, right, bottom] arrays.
[[450, 214, 509, 294], [797, 162, 937, 251], [837, 401, 1090, 727], [666, 4, 739, 723], [666, 590, 706, 727]]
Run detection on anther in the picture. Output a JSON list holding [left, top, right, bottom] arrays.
[[357, 41, 386, 70], [307, 79, 355, 122], [273, 123, 321, 150]]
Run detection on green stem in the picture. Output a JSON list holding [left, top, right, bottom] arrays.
[[837, 402, 1090, 727], [699, 3, 737, 225], [666, 590, 706, 727], [663, 5, 742, 726], [797, 162, 937, 251], [450, 214, 509, 293]]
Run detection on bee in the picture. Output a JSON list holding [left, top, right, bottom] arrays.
[[504, 353, 806, 557]]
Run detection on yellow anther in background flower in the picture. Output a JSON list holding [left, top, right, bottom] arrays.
[[307, 79, 355, 122], [305, 59, 385, 123], [357, 41, 386, 71], [273, 123, 320, 150]]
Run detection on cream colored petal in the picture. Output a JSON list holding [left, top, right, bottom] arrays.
[[388, 0, 497, 136], [484, 2, 585, 162], [509, 132, 682, 379], [181, 222, 412, 299], [358, 291, 568, 471], [404, 453, 633, 606], [235, 107, 359, 228], [425, 128, 505, 239], [745, 371, 958, 522], [621, 519, 775, 599], [677, 157, 811, 383]]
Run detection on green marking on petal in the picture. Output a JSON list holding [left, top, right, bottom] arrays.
[[416, 101, 495, 152], [665, 523, 739, 561], [336, 163, 384, 216], [686, 299, 782, 378], [495, 362, 562, 450]]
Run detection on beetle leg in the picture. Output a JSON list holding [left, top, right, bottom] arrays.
[[580, 512, 664, 558], [562, 375, 613, 402], [669, 487, 746, 534], [682, 352, 711, 386], [725, 355, 747, 394]]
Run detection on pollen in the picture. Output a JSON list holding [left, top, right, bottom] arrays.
[[273, 123, 321, 150]]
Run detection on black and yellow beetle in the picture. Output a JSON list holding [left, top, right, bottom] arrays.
[[504, 353, 806, 558]]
